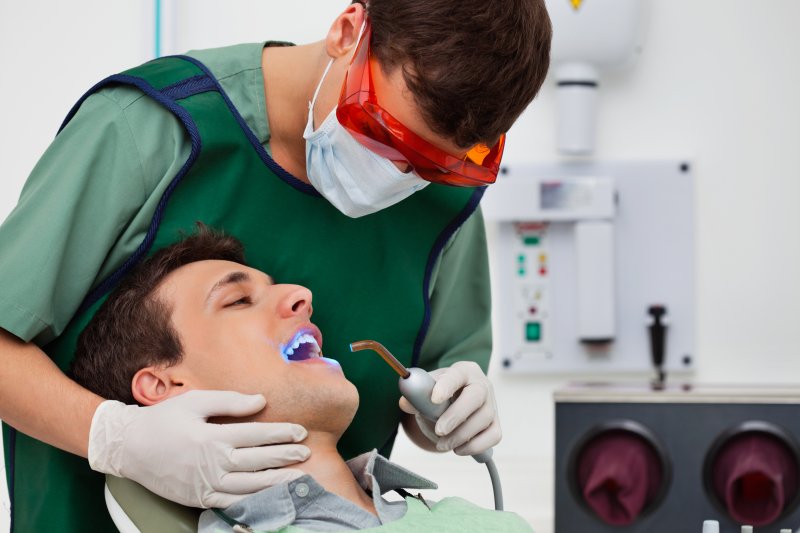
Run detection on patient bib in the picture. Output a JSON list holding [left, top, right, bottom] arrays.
[[220, 497, 534, 533]]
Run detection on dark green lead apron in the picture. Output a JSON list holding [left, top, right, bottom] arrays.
[[2, 55, 484, 532]]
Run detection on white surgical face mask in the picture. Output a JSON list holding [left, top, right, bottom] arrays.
[[303, 59, 429, 218]]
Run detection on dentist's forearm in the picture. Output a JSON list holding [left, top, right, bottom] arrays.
[[0, 328, 103, 458]]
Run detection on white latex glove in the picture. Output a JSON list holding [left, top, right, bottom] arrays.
[[89, 390, 310, 509], [399, 361, 501, 456]]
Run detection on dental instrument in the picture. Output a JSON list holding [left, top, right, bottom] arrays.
[[350, 340, 504, 511]]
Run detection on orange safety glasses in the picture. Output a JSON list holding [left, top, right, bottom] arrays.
[[335, 19, 505, 187]]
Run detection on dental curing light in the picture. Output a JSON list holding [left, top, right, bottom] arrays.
[[350, 340, 504, 511]]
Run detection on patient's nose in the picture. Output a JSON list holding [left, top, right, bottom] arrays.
[[278, 286, 313, 318]]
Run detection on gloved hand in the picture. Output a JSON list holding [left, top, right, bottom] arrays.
[[399, 361, 501, 456], [89, 390, 310, 509]]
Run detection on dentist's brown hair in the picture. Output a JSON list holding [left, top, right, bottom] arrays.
[[363, 0, 552, 149]]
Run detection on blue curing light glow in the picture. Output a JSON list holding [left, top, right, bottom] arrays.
[[279, 331, 304, 361], [280, 331, 326, 362]]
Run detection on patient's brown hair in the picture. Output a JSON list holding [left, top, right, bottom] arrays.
[[71, 224, 246, 404]]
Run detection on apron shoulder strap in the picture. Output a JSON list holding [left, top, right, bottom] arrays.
[[58, 55, 214, 134]]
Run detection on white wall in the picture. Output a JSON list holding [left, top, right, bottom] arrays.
[[1, 2, 800, 532]]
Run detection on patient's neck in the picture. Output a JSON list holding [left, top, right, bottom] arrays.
[[292, 431, 377, 516]]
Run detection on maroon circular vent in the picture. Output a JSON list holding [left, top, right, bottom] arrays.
[[704, 422, 800, 527], [569, 420, 670, 526]]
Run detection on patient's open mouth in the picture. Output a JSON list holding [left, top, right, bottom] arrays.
[[282, 332, 322, 361]]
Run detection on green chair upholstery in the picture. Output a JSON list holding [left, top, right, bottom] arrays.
[[105, 475, 201, 533]]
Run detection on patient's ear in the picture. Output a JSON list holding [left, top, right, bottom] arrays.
[[131, 366, 184, 406]]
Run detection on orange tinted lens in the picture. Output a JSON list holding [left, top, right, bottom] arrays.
[[466, 144, 491, 165], [414, 168, 494, 187]]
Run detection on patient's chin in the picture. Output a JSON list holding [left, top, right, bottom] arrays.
[[190, 376, 360, 434], [269, 379, 359, 435]]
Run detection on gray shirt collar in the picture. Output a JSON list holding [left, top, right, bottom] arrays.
[[199, 449, 437, 532]]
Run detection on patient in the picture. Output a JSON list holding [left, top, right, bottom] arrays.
[[71, 226, 532, 533]]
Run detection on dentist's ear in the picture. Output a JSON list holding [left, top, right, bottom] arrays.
[[325, 1, 366, 59], [131, 366, 185, 406]]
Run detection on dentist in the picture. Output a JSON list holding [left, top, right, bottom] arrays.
[[0, 1, 552, 530]]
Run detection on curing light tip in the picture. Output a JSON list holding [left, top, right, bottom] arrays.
[[350, 340, 410, 378]]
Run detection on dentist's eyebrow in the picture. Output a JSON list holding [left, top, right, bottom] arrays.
[[205, 271, 252, 306]]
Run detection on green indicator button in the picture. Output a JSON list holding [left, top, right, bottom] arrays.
[[525, 322, 542, 342], [523, 236, 541, 246], [518, 254, 526, 263]]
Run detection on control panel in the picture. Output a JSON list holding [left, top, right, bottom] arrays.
[[482, 160, 695, 375], [512, 223, 553, 362]]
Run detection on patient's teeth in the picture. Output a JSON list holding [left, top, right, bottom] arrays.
[[282, 332, 323, 360]]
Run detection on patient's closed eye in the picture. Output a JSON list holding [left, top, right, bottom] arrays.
[[225, 296, 252, 307]]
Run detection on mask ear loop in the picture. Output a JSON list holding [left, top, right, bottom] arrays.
[[308, 57, 336, 130]]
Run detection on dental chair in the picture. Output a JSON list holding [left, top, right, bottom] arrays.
[[105, 475, 201, 533]]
